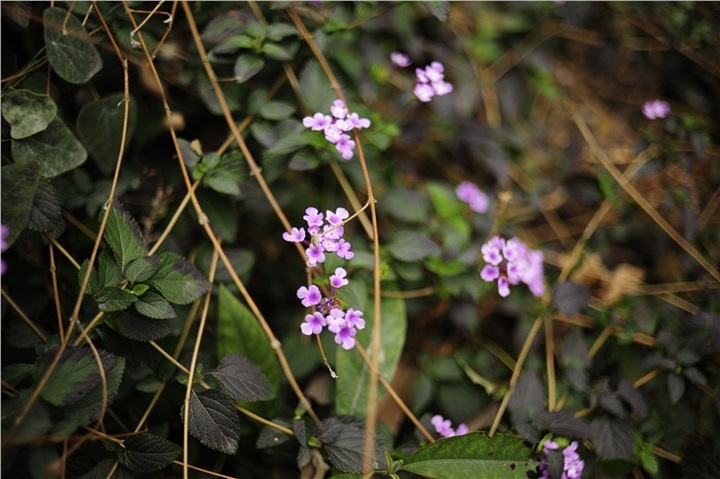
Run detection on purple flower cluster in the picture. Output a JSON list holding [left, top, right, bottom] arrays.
[[480, 236, 545, 297], [283, 206, 354, 267], [390, 52, 453, 102], [455, 181, 489, 213], [1, 224, 9, 275], [431, 415, 469, 438], [538, 440, 584, 479], [302, 99, 371, 160], [284, 207, 365, 350], [642, 99, 670, 120]]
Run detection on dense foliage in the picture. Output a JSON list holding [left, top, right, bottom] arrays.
[[2, 2, 719, 478]]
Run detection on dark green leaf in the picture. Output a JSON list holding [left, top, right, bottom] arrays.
[[508, 371, 544, 442], [600, 392, 627, 418], [63, 355, 125, 426], [318, 417, 384, 473], [683, 366, 707, 385], [401, 432, 536, 478], [35, 346, 115, 407], [217, 285, 280, 394], [261, 42, 298, 61], [667, 374, 685, 404], [1, 363, 35, 384], [209, 354, 274, 402], [43, 7, 102, 83], [682, 451, 720, 479], [617, 379, 648, 419], [533, 410, 592, 439], [427, 181, 463, 220], [299, 60, 336, 114], [336, 292, 406, 417], [590, 417, 634, 460], [102, 200, 147, 269], [134, 291, 175, 319], [97, 248, 123, 289], [76, 93, 137, 174], [423, 1, 450, 21], [212, 34, 253, 55], [382, 188, 429, 223], [119, 433, 181, 474], [1, 89, 57, 139], [123, 256, 159, 283], [234, 54, 265, 83], [78, 459, 135, 479], [203, 152, 245, 197], [182, 389, 241, 455], [1, 162, 41, 246], [259, 101, 296, 121], [267, 23, 297, 41], [12, 116, 87, 177], [551, 281, 590, 315], [257, 419, 292, 448], [559, 328, 589, 392], [148, 252, 211, 305], [116, 311, 171, 342], [387, 231, 440, 262], [1, 390, 53, 440], [95, 287, 137, 312], [78, 260, 101, 294], [29, 179, 64, 235]]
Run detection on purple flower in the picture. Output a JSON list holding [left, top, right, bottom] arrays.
[[431, 415, 469, 438], [479, 236, 545, 297], [345, 308, 365, 329], [330, 99, 348, 119], [346, 112, 371, 130], [390, 51, 411, 68], [305, 244, 326, 267], [326, 207, 349, 225], [335, 134, 356, 161], [455, 181, 489, 213], [1, 224, 8, 276], [414, 83, 436, 103], [301, 312, 326, 335], [413, 61, 453, 102], [303, 99, 371, 160], [330, 267, 349, 288], [303, 207, 324, 227], [642, 99, 670, 120], [538, 440, 584, 479], [297, 285, 322, 307], [336, 239, 354, 260], [326, 307, 346, 333], [334, 325, 357, 350], [283, 227, 306, 243], [302, 112, 333, 130]]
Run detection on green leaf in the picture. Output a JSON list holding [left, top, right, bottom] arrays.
[[234, 54, 265, 83], [209, 354, 274, 402], [427, 181, 463, 219], [335, 292, 406, 417], [29, 179, 64, 235], [318, 417, 385, 473], [1, 162, 41, 246], [134, 291, 176, 319], [590, 417, 634, 460], [259, 101, 296, 121], [267, 23, 297, 41], [12, 116, 87, 177], [261, 42, 298, 61], [148, 252, 211, 305], [97, 248, 123, 289], [35, 346, 115, 407], [123, 256, 159, 283], [203, 152, 245, 197], [116, 311, 171, 342], [76, 93, 138, 174], [217, 285, 280, 394], [257, 419, 292, 449], [1, 89, 57, 139], [119, 433, 181, 474], [182, 389, 241, 455], [95, 287, 137, 312], [102, 200, 148, 269], [382, 187, 429, 223], [299, 59, 336, 115], [43, 7, 102, 84], [63, 355, 125, 426], [400, 433, 536, 478], [387, 230, 441, 262]]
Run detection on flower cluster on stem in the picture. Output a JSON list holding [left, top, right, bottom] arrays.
[[455, 181, 489, 213], [479, 235, 545, 297], [284, 207, 365, 350], [538, 440, 584, 479], [431, 415, 469, 438], [390, 52, 453, 102], [302, 99, 371, 161], [641, 99, 670, 120]]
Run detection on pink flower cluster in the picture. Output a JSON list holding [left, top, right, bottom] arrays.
[[283, 206, 354, 267], [480, 236, 545, 297], [538, 440, 584, 479], [642, 99, 670, 120], [284, 206, 365, 349], [390, 52, 454, 102], [1, 225, 8, 275], [302, 99, 371, 160], [431, 415, 469, 438], [455, 181, 489, 213]]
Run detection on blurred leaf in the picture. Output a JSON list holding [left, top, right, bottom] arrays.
[[267, 23, 297, 41], [617, 379, 648, 419], [217, 285, 280, 393], [148, 252, 210, 305], [29, 179, 64, 236], [599, 392, 627, 418], [336, 292, 406, 417], [423, 1, 450, 22], [1, 89, 57, 139], [116, 311, 171, 342], [261, 42, 299, 61], [401, 432, 536, 478], [103, 200, 147, 269], [667, 374, 685, 404], [682, 451, 720, 479], [427, 181, 463, 219], [1, 162, 41, 246], [559, 328, 589, 392], [182, 389, 241, 455], [119, 433, 181, 474], [590, 417, 634, 460], [209, 354, 274, 402], [134, 291, 175, 320], [43, 7, 102, 83], [203, 152, 245, 197], [95, 286, 137, 312], [299, 59, 336, 114], [318, 416, 384, 473], [12, 116, 87, 177], [234, 54, 265, 83], [76, 93, 137, 174], [382, 187, 429, 223], [551, 281, 589, 315], [388, 230, 440, 262], [123, 256, 159, 284], [533, 411, 592, 439], [259, 101, 296, 121], [508, 371, 544, 442], [683, 366, 707, 386]]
